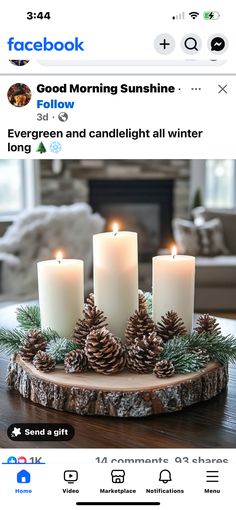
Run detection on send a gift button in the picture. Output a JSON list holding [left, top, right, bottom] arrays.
[[8, 423, 74, 441]]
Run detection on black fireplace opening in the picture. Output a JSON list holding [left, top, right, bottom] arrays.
[[89, 179, 174, 262]]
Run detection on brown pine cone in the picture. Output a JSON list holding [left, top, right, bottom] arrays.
[[191, 347, 210, 365], [194, 314, 221, 336], [138, 290, 147, 313], [85, 328, 126, 374], [153, 359, 175, 378], [72, 305, 108, 350], [32, 351, 56, 372], [64, 349, 88, 373], [72, 318, 90, 350], [127, 332, 164, 373], [156, 310, 187, 342], [19, 330, 47, 361], [125, 309, 155, 344], [85, 293, 94, 308], [84, 298, 106, 323]]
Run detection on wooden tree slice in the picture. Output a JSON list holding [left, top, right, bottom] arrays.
[[7, 354, 228, 417]]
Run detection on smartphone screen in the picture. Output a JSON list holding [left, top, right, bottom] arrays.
[[0, 1, 235, 508]]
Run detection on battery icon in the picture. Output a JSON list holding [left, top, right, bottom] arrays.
[[203, 11, 220, 20]]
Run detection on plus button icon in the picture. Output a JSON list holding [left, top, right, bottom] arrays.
[[159, 38, 170, 50], [154, 34, 175, 54]]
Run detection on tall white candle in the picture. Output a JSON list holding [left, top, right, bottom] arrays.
[[93, 226, 139, 339], [37, 252, 84, 338], [152, 247, 195, 332]]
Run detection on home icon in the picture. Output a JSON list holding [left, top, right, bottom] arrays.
[[111, 470, 125, 483], [17, 470, 31, 484]]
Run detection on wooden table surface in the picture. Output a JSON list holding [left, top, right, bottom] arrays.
[[0, 306, 236, 448]]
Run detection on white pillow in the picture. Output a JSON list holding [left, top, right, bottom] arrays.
[[173, 218, 229, 256]]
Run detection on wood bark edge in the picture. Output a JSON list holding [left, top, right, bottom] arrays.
[[6, 354, 229, 417]]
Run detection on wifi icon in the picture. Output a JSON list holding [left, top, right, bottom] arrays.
[[189, 11, 199, 19]]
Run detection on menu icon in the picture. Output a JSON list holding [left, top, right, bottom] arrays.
[[206, 470, 219, 482]]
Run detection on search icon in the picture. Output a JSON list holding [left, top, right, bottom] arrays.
[[182, 34, 202, 54], [185, 37, 198, 51]]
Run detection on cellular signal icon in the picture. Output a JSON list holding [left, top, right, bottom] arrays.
[[189, 11, 200, 19], [172, 12, 185, 20]]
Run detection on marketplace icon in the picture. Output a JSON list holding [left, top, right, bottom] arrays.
[[111, 470, 125, 483]]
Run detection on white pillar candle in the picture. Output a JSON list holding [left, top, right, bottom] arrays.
[[37, 252, 84, 338], [93, 226, 139, 339], [152, 247, 195, 332]]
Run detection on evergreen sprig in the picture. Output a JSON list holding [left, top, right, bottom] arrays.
[[0, 328, 25, 355], [46, 337, 78, 363], [41, 328, 61, 343], [161, 338, 205, 373], [16, 305, 41, 330], [182, 332, 236, 364], [144, 292, 152, 317]]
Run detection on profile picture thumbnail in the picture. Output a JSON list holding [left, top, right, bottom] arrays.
[[7, 83, 32, 107], [9, 60, 30, 66]]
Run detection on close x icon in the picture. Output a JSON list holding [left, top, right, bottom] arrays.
[[218, 84, 228, 94]]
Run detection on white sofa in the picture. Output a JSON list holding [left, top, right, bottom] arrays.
[[0, 203, 105, 302], [192, 207, 236, 311]]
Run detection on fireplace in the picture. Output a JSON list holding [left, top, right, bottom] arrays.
[[89, 179, 174, 261]]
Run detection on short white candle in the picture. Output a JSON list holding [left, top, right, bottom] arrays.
[[152, 247, 195, 332], [93, 225, 139, 339], [37, 252, 84, 338]]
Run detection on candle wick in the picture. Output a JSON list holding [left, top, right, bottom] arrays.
[[172, 254, 176, 259], [58, 260, 61, 264], [114, 232, 118, 237]]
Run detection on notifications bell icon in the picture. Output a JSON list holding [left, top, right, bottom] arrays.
[[159, 469, 172, 484]]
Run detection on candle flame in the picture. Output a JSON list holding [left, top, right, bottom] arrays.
[[172, 246, 177, 259], [113, 223, 119, 236], [56, 251, 63, 264]]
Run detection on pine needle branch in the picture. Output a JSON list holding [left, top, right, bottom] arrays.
[[161, 338, 204, 372], [46, 337, 78, 363], [41, 328, 61, 343], [16, 305, 41, 331], [181, 332, 236, 364], [144, 292, 152, 317], [0, 328, 25, 355]]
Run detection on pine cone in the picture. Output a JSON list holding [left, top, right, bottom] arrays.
[[19, 330, 47, 361], [156, 310, 187, 342], [32, 351, 56, 372], [64, 349, 88, 373], [72, 319, 90, 350], [84, 298, 106, 323], [125, 310, 155, 344], [194, 314, 221, 336], [85, 328, 126, 374], [127, 332, 164, 373], [153, 359, 175, 378], [138, 290, 147, 313], [85, 293, 94, 308], [191, 347, 210, 365], [72, 304, 108, 350]]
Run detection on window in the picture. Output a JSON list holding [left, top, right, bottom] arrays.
[[205, 160, 235, 208], [191, 160, 236, 209], [0, 160, 24, 214], [0, 160, 39, 216]]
